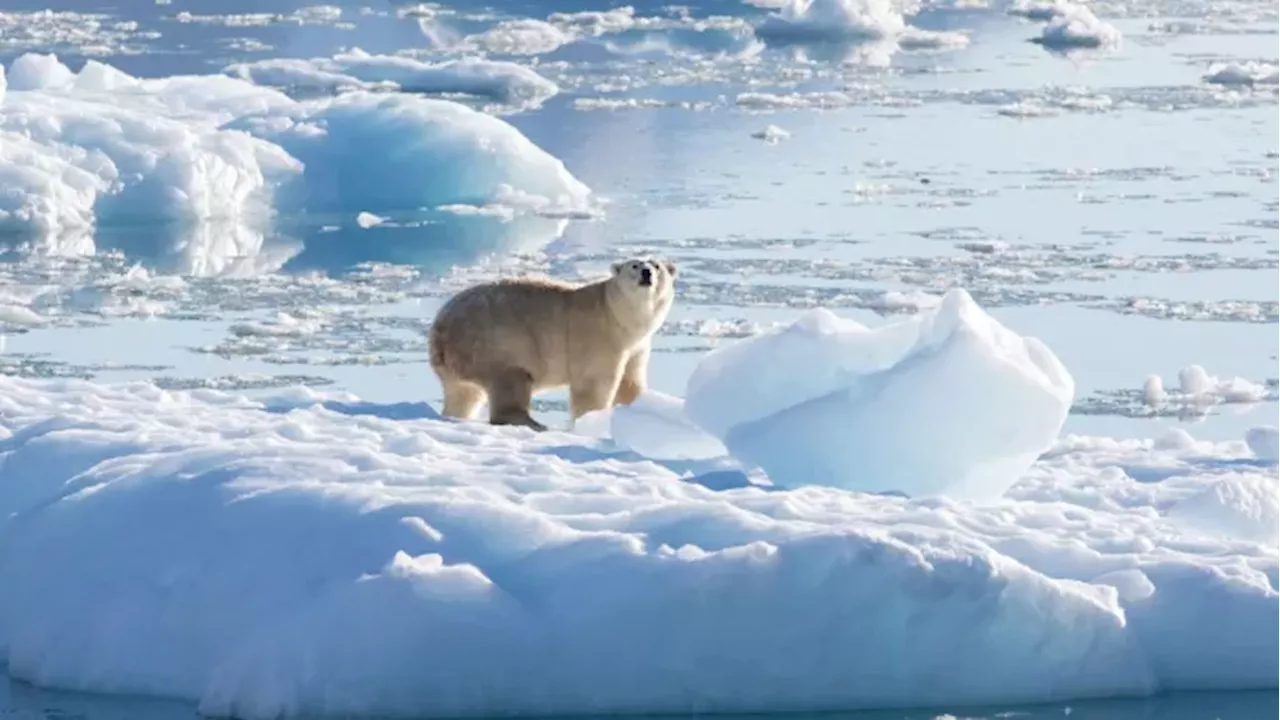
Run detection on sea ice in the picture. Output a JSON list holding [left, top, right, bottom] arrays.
[[468, 19, 572, 55], [750, 123, 791, 143], [0, 375, 1274, 718], [224, 49, 559, 109], [1203, 62, 1280, 87], [754, 0, 907, 44], [0, 53, 590, 273], [683, 288, 1075, 500], [1027, 3, 1122, 50]]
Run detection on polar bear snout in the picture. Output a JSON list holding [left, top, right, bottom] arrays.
[[639, 266, 654, 286]]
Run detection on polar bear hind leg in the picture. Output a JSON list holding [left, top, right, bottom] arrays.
[[487, 368, 546, 431]]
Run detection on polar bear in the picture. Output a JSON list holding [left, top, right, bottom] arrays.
[[428, 257, 677, 430]]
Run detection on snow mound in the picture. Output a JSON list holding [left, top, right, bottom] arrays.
[[224, 49, 559, 109], [683, 288, 1075, 500], [0, 375, 1275, 718], [0, 53, 590, 274]]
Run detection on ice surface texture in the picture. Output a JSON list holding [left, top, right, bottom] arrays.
[[0, 375, 1274, 719], [0, 53, 589, 271], [684, 288, 1075, 500]]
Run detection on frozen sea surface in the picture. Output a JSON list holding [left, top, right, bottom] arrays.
[[0, 0, 1276, 717]]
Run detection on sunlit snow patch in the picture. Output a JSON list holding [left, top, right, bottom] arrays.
[[684, 288, 1074, 500]]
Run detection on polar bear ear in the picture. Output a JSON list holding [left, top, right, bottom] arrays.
[[611, 260, 626, 275], [662, 259, 677, 277]]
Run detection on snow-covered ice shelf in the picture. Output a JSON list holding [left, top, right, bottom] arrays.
[[0, 295, 1275, 717]]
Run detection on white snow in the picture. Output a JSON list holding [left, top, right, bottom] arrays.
[[224, 49, 559, 109], [683, 288, 1075, 499], [0, 53, 590, 274], [0, 373, 1274, 717]]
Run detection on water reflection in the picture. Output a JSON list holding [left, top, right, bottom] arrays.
[[0, 210, 571, 280]]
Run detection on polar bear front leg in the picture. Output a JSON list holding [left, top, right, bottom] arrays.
[[612, 345, 649, 407], [569, 362, 625, 421]]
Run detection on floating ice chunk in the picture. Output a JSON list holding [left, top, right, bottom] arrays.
[[0, 304, 43, 327], [0, 53, 592, 272], [470, 19, 572, 55], [1246, 427, 1279, 462], [356, 211, 386, 229], [575, 390, 729, 460], [897, 27, 970, 51], [1030, 3, 1122, 50], [247, 92, 592, 218], [1175, 365, 1267, 403], [1178, 365, 1211, 395], [755, 0, 907, 43], [683, 289, 1075, 500], [225, 48, 559, 108], [1142, 374, 1167, 405], [435, 183, 602, 221], [0, 54, 300, 253], [1008, 0, 1074, 21], [750, 124, 791, 143], [1203, 62, 1280, 87], [870, 290, 942, 313]]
